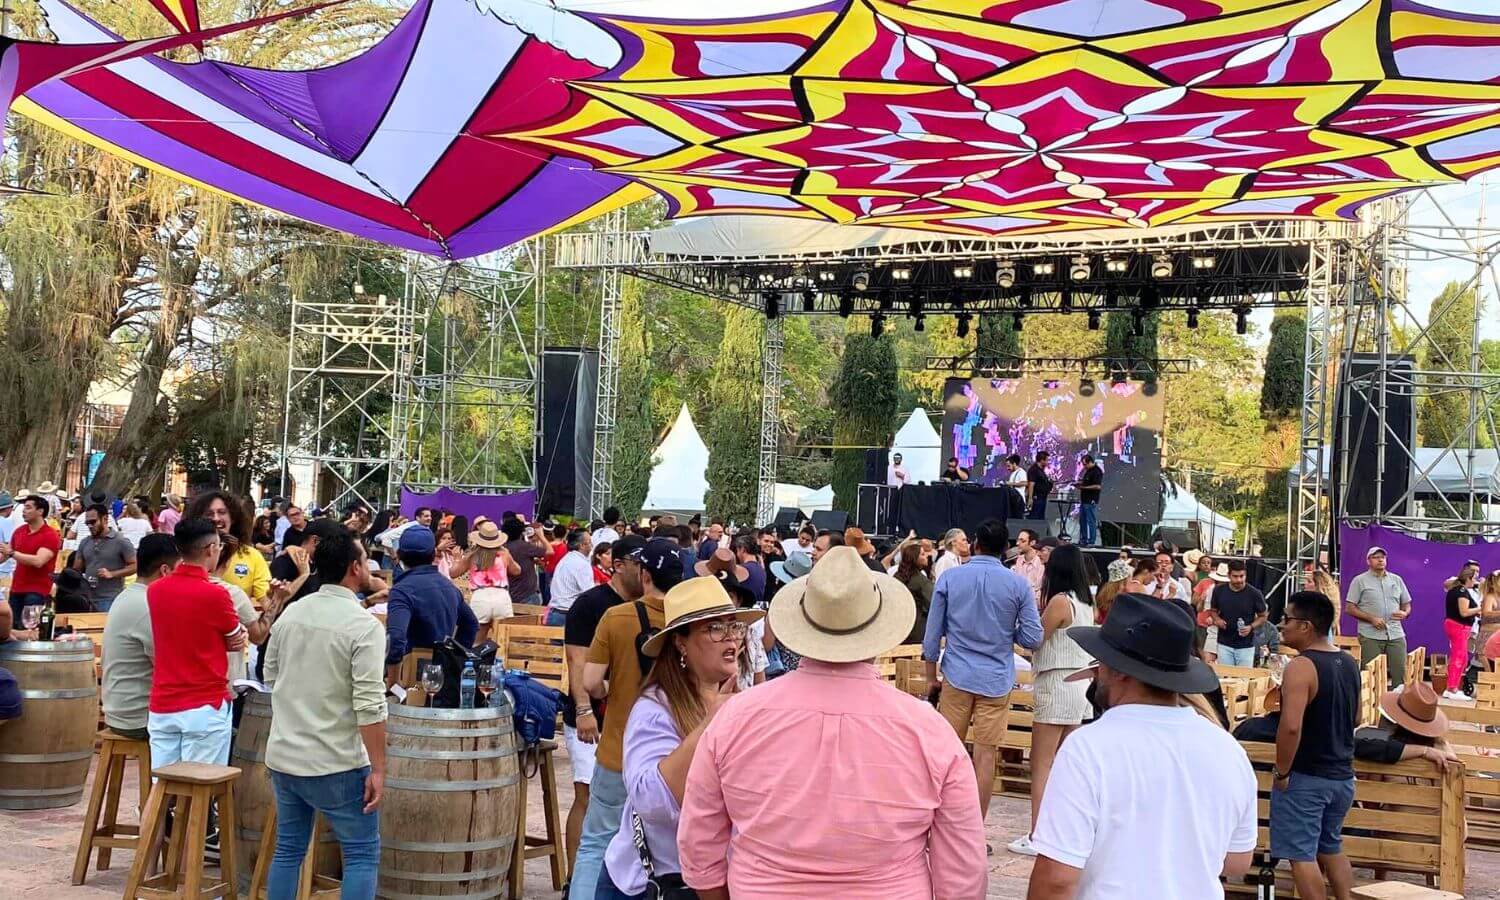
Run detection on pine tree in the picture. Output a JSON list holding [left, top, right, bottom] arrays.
[[830, 327, 900, 509], [610, 279, 654, 520], [704, 307, 764, 522]]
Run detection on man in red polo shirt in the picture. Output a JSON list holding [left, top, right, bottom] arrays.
[[0, 494, 61, 624], [147, 517, 246, 768]]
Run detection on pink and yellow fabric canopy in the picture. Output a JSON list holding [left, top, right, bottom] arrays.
[[18, 0, 1500, 258]]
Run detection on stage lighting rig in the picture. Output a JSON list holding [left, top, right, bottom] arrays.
[[1032, 261, 1055, 277], [871, 314, 885, 337], [693, 272, 710, 286], [1235, 306, 1249, 335], [892, 266, 912, 282], [953, 264, 974, 279], [758, 272, 776, 286], [818, 270, 837, 284], [727, 275, 744, 295], [851, 270, 870, 292], [1191, 254, 1216, 271], [955, 313, 971, 338], [1104, 256, 1128, 274], [995, 264, 1015, 289], [1069, 256, 1090, 281], [837, 293, 854, 318], [1151, 253, 1173, 279]]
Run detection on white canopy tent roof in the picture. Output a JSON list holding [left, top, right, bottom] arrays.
[[1160, 483, 1237, 549], [890, 407, 942, 484], [1290, 448, 1500, 497], [643, 404, 709, 514], [798, 484, 835, 513]]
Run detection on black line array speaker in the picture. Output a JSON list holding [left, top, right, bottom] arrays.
[[1334, 352, 1415, 521], [864, 449, 888, 486]]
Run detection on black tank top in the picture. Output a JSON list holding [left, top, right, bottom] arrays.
[[1291, 649, 1359, 780]]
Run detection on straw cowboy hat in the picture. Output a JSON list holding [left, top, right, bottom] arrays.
[[470, 520, 505, 550], [768, 545, 915, 664], [641, 576, 764, 658], [1379, 683, 1448, 739], [1209, 562, 1231, 583], [1183, 549, 1206, 569], [36, 481, 58, 495]]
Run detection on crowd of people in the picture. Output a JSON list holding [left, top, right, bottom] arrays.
[[1, 481, 1498, 899]]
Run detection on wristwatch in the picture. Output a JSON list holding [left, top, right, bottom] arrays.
[[1271, 767, 1287, 780]]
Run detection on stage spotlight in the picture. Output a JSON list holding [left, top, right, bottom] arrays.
[[765, 291, 780, 320], [913, 314, 926, 332], [1069, 256, 1090, 281], [956, 313, 971, 339], [838, 293, 854, 318], [758, 272, 776, 286], [1013, 311, 1025, 331], [891, 267, 912, 282], [1059, 288, 1073, 312], [1235, 307, 1249, 335], [1104, 257, 1128, 274], [692, 272, 710, 286], [1139, 283, 1160, 311], [1191, 254, 1216, 271], [727, 275, 744, 296], [871, 314, 885, 337], [852, 270, 870, 292], [802, 289, 816, 312], [1032, 260, 1055, 277], [1087, 309, 1102, 330], [1131, 309, 1144, 337], [953, 264, 974, 280], [995, 264, 1016, 289], [1186, 307, 1200, 329], [1151, 253, 1173, 279], [818, 270, 837, 283], [1080, 378, 1095, 397], [1018, 289, 1033, 310]]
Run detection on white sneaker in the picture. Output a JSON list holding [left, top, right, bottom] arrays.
[[1442, 690, 1466, 701], [1007, 834, 1038, 856]]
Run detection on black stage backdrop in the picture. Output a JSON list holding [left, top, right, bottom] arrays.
[[942, 377, 1163, 524]]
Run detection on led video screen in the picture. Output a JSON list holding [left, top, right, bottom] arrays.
[[941, 377, 1164, 525]]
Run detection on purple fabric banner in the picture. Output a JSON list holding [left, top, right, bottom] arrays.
[[400, 486, 536, 524], [1338, 523, 1498, 654]]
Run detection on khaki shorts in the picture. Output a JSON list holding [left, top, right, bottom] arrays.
[[938, 684, 1012, 748], [470, 586, 513, 624]]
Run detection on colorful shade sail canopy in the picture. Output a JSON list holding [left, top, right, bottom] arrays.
[[19, 0, 1500, 258]]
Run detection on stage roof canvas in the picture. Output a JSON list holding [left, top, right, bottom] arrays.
[[16, 0, 1500, 258]]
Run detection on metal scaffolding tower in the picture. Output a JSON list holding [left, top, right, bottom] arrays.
[[588, 208, 627, 520], [757, 318, 784, 525]]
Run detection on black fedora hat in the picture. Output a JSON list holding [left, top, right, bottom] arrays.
[[1064, 593, 1220, 694]]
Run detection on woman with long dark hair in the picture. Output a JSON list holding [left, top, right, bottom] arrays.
[[893, 541, 933, 644], [1009, 543, 1095, 857]]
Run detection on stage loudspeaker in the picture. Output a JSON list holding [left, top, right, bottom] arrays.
[[538, 347, 600, 519], [1006, 519, 1057, 541], [811, 509, 851, 533], [864, 449, 888, 485], [772, 507, 802, 533], [1334, 352, 1415, 520], [1150, 526, 1198, 552]]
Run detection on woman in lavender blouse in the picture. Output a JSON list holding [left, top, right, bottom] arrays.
[[597, 578, 763, 900]]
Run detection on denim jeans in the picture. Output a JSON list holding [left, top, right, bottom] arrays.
[[545, 607, 568, 627], [1078, 503, 1099, 546], [568, 765, 626, 900], [268, 767, 379, 900], [1218, 645, 1256, 668], [595, 867, 647, 900], [148, 701, 232, 768]]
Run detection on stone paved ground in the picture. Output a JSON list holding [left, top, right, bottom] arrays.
[[4, 754, 1497, 898]]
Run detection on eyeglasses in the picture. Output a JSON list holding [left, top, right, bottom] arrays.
[[703, 620, 748, 643]]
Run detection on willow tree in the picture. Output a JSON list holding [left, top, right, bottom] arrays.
[[830, 327, 899, 509], [703, 307, 763, 522], [0, 0, 401, 492], [610, 278, 654, 520]]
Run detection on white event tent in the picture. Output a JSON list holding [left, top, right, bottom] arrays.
[[643, 404, 709, 515], [889, 407, 942, 483]]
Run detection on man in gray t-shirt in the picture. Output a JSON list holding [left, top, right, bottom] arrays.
[[75, 504, 137, 612], [1344, 546, 1410, 687]]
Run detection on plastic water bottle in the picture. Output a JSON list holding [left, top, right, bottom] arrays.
[[459, 661, 477, 710]]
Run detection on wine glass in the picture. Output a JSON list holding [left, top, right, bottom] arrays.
[[476, 664, 495, 707], [419, 663, 444, 708], [21, 605, 41, 632]]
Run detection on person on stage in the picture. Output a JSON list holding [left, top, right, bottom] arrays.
[[1077, 455, 1103, 546], [941, 457, 970, 483], [1027, 451, 1053, 520], [1004, 455, 1030, 518], [888, 453, 910, 488]]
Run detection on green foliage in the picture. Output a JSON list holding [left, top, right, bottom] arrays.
[[830, 328, 899, 508], [1418, 282, 1488, 449], [1260, 313, 1306, 421], [611, 279, 654, 520], [976, 312, 1021, 371], [703, 307, 763, 522], [1104, 310, 1159, 381]]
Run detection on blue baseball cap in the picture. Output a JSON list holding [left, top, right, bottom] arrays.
[[398, 526, 436, 554]]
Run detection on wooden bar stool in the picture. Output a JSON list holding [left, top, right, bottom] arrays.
[[508, 740, 567, 900], [247, 805, 340, 899], [72, 729, 153, 884], [122, 761, 241, 900]]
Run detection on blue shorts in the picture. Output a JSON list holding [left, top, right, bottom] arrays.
[[1270, 771, 1355, 861]]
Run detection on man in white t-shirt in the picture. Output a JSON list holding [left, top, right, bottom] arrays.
[[591, 506, 623, 548], [887, 453, 909, 488], [1028, 593, 1257, 900], [1004, 454, 1030, 517]]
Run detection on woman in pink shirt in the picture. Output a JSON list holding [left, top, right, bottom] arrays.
[[156, 493, 183, 535], [678, 547, 987, 898], [450, 519, 518, 644]]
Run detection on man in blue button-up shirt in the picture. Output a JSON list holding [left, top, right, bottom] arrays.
[[923, 519, 1043, 820], [384, 527, 477, 674]]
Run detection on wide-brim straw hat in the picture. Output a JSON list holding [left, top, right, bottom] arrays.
[[641, 576, 764, 658], [1378, 683, 1448, 739], [470, 520, 505, 549], [1183, 549, 1206, 568], [37, 481, 58, 494], [1209, 562, 1231, 583], [768, 546, 915, 664]]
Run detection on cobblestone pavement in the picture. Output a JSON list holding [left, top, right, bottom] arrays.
[[3, 753, 1497, 898]]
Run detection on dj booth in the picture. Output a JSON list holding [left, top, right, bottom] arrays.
[[857, 482, 1065, 538]]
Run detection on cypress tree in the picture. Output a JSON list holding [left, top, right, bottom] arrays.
[[610, 279, 654, 520], [704, 307, 763, 522], [830, 327, 900, 509], [1260, 313, 1306, 420]]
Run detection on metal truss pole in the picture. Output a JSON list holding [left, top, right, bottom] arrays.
[[757, 317, 784, 526], [1292, 228, 1340, 567], [589, 208, 626, 520]]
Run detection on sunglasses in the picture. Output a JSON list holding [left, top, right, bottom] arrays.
[[701, 620, 748, 642], [1281, 615, 1313, 626]]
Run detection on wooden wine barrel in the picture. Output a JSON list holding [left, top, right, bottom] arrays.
[[0, 639, 99, 809], [379, 702, 520, 899], [231, 691, 341, 889]]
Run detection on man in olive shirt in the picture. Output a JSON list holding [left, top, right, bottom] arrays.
[[264, 525, 387, 899], [101, 534, 179, 740], [569, 537, 682, 900], [1345, 546, 1412, 688]]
